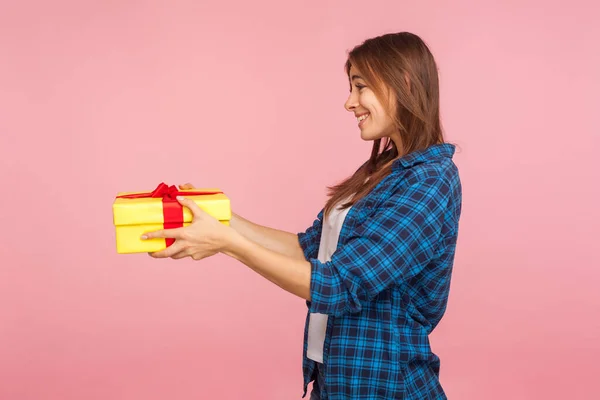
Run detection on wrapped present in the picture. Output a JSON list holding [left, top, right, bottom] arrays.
[[112, 182, 231, 254]]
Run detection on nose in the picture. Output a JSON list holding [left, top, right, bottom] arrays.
[[344, 90, 358, 112]]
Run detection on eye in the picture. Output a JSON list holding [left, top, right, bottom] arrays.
[[354, 83, 366, 92]]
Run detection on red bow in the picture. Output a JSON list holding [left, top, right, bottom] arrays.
[[117, 183, 223, 247], [116, 182, 222, 200]]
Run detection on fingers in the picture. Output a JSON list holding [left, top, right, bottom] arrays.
[[178, 183, 196, 190], [141, 226, 185, 240], [171, 249, 190, 259], [148, 241, 185, 258], [153, 249, 208, 261]]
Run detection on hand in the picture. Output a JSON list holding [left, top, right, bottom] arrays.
[[141, 195, 234, 260]]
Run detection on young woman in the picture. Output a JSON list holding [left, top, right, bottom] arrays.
[[142, 31, 462, 399]]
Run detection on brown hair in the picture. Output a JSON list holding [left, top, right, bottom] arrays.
[[324, 32, 445, 217]]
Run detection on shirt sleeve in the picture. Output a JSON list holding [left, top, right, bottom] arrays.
[[308, 176, 451, 317], [297, 208, 324, 261]]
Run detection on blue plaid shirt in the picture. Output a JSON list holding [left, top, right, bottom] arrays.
[[297, 144, 462, 399]]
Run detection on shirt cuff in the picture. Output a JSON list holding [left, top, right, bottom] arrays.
[[308, 258, 342, 316], [297, 231, 313, 260]]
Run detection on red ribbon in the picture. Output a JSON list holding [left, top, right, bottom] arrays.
[[117, 183, 223, 247]]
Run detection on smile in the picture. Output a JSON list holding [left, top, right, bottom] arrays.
[[357, 113, 370, 127], [357, 113, 370, 122]]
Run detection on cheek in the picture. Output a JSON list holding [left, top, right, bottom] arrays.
[[361, 93, 381, 114], [358, 93, 373, 108], [357, 96, 366, 109], [381, 114, 395, 130]]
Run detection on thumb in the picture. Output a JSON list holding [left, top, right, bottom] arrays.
[[176, 196, 207, 218]]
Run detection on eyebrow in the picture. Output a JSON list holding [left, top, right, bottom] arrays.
[[351, 75, 364, 81]]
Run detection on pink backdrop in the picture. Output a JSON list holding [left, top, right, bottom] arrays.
[[1, 1, 598, 399]]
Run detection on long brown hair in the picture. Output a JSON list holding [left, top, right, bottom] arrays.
[[324, 32, 444, 217]]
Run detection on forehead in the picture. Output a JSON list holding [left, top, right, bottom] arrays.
[[348, 65, 364, 80]]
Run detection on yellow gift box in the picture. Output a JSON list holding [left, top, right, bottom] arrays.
[[112, 183, 231, 254]]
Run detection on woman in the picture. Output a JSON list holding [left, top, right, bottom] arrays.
[[142, 31, 462, 399]]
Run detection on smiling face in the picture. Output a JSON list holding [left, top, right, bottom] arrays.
[[344, 65, 401, 148]]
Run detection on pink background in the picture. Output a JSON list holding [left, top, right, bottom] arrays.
[[1, 1, 599, 399]]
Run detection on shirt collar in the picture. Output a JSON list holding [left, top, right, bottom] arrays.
[[393, 143, 456, 171]]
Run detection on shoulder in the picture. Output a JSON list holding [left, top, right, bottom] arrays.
[[353, 144, 460, 209], [394, 144, 460, 187], [401, 157, 459, 189], [376, 145, 461, 207]]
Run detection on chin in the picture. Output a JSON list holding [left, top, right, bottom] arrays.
[[360, 130, 382, 141]]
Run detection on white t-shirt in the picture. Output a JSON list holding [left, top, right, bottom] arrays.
[[306, 201, 352, 363]]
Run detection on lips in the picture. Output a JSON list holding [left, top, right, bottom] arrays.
[[357, 113, 370, 127], [356, 113, 370, 122]]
